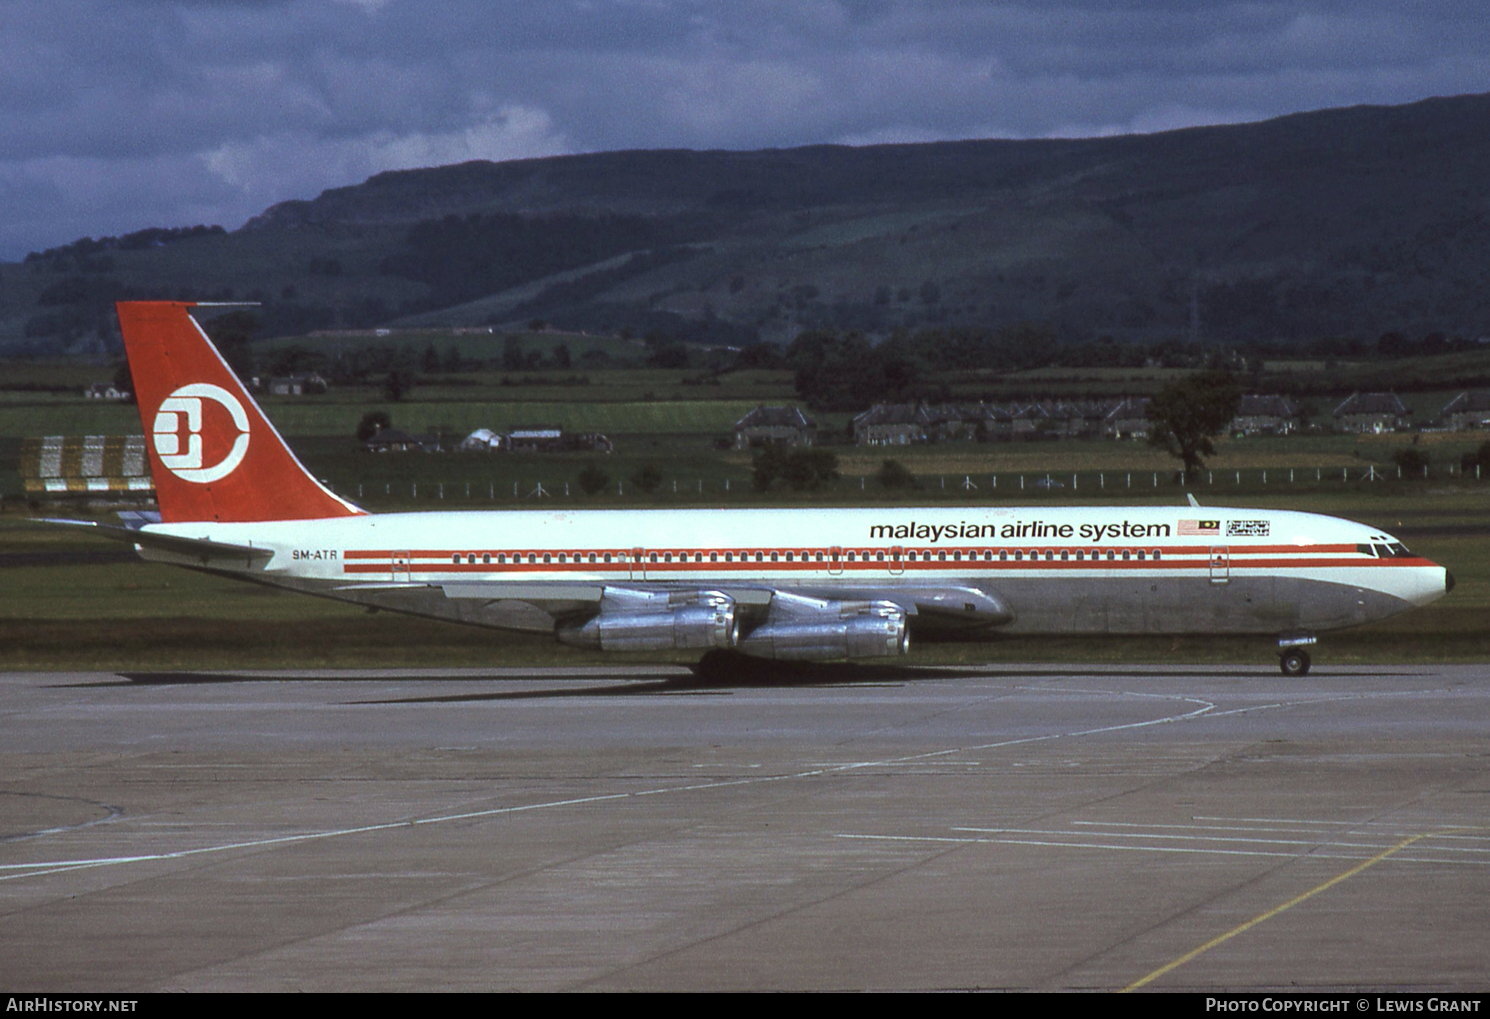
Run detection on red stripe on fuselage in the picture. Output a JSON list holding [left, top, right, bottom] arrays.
[[335, 545, 1434, 575]]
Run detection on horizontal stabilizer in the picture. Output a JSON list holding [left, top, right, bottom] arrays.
[[40, 518, 273, 563]]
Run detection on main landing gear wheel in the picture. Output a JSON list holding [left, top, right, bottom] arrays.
[[1279, 648, 1312, 677]]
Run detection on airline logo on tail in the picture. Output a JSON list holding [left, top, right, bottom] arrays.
[[116, 300, 365, 522], [152, 383, 250, 483]]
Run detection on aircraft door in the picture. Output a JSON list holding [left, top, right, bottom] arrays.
[[889, 546, 905, 576], [391, 551, 411, 581], [828, 546, 843, 576], [1209, 546, 1230, 584], [630, 547, 647, 581]]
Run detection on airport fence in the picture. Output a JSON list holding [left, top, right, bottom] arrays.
[[334, 461, 1486, 506]]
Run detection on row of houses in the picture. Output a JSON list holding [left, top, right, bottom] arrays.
[[736, 391, 1490, 448], [736, 396, 1293, 447], [1308, 391, 1480, 433], [848, 398, 1166, 446]]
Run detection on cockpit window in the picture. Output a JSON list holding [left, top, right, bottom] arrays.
[[1360, 542, 1414, 558]]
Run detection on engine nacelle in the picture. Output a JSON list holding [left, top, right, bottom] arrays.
[[556, 588, 739, 652], [736, 594, 909, 661]]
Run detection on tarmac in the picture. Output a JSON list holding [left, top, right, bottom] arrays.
[[1, 661, 1488, 992]]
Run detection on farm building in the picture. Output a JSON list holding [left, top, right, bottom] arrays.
[[852, 403, 934, 446], [506, 427, 613, 453], [1333, 393, 1410, 433], [364, 428, 430, 453], [266, 374, 328, 396], [1441, 391, 1490, 430], [459, 428, 503, 451], [1103, 397, 1152, 440], [1231, 395, 1299, 435], [733, 405, 816, 448]]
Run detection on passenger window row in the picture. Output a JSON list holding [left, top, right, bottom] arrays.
[[444, 547, 1166, 565]]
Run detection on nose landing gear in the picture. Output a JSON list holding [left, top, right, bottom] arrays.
[[1279, 647, 1311, 676], [1277, 632, 1316, 676]]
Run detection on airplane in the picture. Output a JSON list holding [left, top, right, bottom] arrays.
[[48, 301, 1453, 677]]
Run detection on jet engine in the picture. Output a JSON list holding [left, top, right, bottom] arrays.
[[556, 588, 739, 652], [736, 592, 909, 660]]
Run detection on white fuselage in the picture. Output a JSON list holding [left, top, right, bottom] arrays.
[[138, 503, 1449, 638]]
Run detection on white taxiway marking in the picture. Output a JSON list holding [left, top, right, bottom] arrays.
[[1078, 818, 1490, 843], [0, 688, 1219, 884], [8, 682, 1475, 884], [25, 687, 1455, 883], [839, 820, 1490, 865]]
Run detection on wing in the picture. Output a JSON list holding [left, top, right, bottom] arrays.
[[329, 578, 1011, 659], [333, 579, 1008, 626], [783, 584, 1013, 629]]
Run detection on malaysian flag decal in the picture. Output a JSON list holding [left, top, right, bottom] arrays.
[[1179, 519, 1221, 535]]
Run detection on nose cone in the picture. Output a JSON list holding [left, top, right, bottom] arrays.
[[1411, 561, 1454, 608], [1393, 558, 1455, 611]]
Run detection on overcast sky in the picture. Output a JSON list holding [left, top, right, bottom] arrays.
[[3, 0, 1487, 260]]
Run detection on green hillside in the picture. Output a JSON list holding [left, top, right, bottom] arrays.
[[5, 92, 1489, 353]]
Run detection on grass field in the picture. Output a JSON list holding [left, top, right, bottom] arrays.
[[10, 383, 1485, 509], [1, 487, 1483, 672], [282, 429, 1489, 513]]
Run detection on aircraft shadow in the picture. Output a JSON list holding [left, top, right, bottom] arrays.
[[99, 660, 996, 703], [88, 661, 1420, 704], [357, 661, 1016, 703], [103, 669, 687, 687]]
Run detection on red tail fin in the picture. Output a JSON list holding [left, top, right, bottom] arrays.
[[117, 301, 365, 523]]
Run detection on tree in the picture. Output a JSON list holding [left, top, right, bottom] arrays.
[[501, 337, 525, 372], [577, 463, 610, 495], [111, 360, 136, 403], [646, 340, 689, 369], [874, 458, 919, 490], [751, 445, 785, 492], [204, 310, 259, 380], [356, 410, 391, 443], [382, 370, 414, 401], [786, 329, 919, 411], [1392, 447, 1430, 477], [733, 342, 783, 370], [1145, 370, 1242, 483], [778, 448, 839, 491], [630, 463, 664, 493], [752, 444, 840, 492], [269, 344, 327, 377], [1460, 440, 1490, 475]]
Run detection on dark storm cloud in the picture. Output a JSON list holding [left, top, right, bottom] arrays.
[[3, 0, 1487, 258]]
